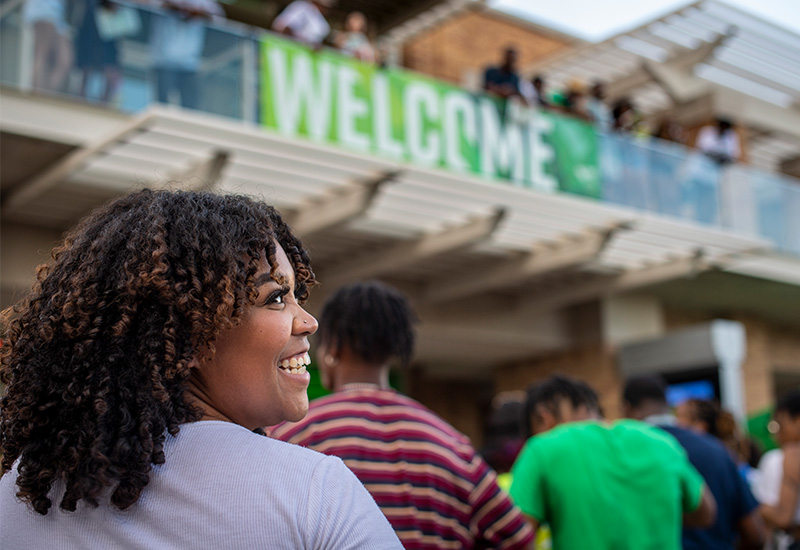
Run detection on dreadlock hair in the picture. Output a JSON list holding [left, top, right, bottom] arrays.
[[317, 281, 417, 367], [0, 189, 316, 516], [622, 375, 668, 408], [776, 389, 800, 418], [526, 374, 600, 425]]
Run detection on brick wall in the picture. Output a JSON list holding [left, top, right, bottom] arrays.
[[406, 369, 492, 448], [402, 10, 573, 86], [493, 343, 622, 420]]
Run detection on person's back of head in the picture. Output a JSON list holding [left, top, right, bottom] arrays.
[[716, 117, 733, 133], [678, 399, 723, 439], [591, 80, 605, 99], [774, 389, 800, 447], [525, 374, 600, 435], [776, 389, 800, 417], [622, 375, 668, 420], [318, 280, 417, 367], [502, 46, 518, 70]]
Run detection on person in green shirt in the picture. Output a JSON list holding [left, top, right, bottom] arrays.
[[509, 375, 716, 550]]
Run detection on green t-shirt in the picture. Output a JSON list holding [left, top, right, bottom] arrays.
[[509, 420, 704, 550]]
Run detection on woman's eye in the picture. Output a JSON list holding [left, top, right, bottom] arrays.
[[265, 289, 287, 307]]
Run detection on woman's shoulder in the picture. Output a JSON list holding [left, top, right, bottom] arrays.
[[169, 421, 338, 471]]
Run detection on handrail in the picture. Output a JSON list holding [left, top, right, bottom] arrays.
[[1, 0, 798, 256]]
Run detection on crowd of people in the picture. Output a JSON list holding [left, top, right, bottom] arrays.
[[22, 0, 743, 167], [482, 46, 742, 165], [22, 0, 379, 106], [0, 188, 796, 549]]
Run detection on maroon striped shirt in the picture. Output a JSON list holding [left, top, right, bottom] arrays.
[[270, 388, 534, 550]]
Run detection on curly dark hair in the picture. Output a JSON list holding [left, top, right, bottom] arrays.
[[525, 374, 600, 424], [318, 281, 417, 367], [776, 389, 800, 418], [0, 189, 316, 515]]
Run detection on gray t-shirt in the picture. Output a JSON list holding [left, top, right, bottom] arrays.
[[0, 421, 402, 549]]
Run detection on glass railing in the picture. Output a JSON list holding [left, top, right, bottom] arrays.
[[721, 165, 800, 254], [1, 0, 798, 256], [598, 133, 800, 255], [599, 132, 723, 226], [0, 0, 257, 119]]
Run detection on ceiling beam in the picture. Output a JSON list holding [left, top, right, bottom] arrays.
[[171, 149, 230, 191], [521, 0, 705, 76], [319, 207, 506, 288], [1, 112, 156, 215], [286, 169, 400, 237], [423, 221, 631, 304], [417, 318, 570, 353], [516, 249, 709, 315]]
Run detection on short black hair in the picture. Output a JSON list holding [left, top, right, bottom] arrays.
[[317, 281, 417, 367], [776, 389, 800, 418], [526, 374, 599, 420], [622, 376, 668, 408]]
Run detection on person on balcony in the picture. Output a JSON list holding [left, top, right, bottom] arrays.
[[272, 0, 333, 48], [149, 0, 223, 109], [521, 74, 550, 108], [333, 11, 375, 62], [24, 0, 74, 93], [73, 0, 125, 104], [270, 281, 535, 550], [696, 118, 741, 165], [586, 81, 612, 131], [483, 47, 525, 103]]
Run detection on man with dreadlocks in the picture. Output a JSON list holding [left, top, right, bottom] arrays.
[[509, 374, 717, 550], [271, 281, 534, 550]]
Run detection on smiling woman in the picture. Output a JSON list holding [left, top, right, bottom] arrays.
[[0, 189, 401, 549]]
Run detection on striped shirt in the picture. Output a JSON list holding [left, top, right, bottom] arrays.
[[270, 388, 534, 550]]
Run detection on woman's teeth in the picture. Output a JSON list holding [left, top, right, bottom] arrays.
[[279, 352, 311, 374]]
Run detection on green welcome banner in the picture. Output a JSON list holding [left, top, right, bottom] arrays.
[[260, 35, 600, 198]]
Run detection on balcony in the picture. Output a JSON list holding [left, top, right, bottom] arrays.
[[1, 0, 798, 257]]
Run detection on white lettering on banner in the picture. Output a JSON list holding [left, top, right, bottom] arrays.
[[336, 66, 371, 152], [372, 73, 405, 159], [404, 83, 441, 166], [443, 91, 476, 173], [479, 98, 525, 185], [267, 48, 333, 141], [527, 115, 557, 192]]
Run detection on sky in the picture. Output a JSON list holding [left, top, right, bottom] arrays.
[[489, 0, 800, 42]]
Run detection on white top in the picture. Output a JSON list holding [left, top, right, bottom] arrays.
[[149, 0, 224, 70], [696, 125, 741, 162], [272, 1, 330, 46], [0, 421, 402, 549]]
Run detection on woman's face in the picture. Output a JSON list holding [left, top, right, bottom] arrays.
[[190, 243, 318, 429]]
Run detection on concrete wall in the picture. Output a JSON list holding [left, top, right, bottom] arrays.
[[665, 309, 800, 414], [402, 10, 573, 86], [493, 343, 621, 420], [1, 222, 63, 309]]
